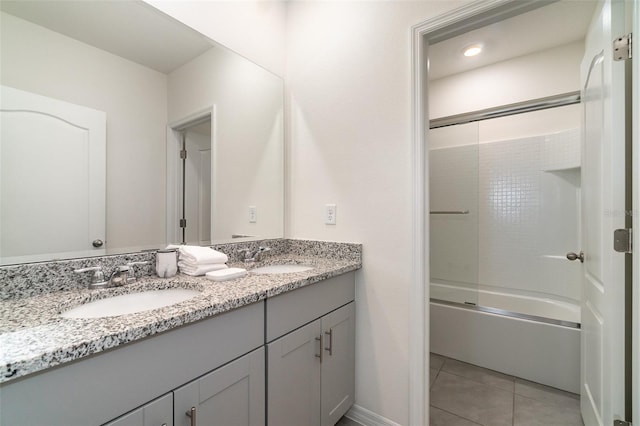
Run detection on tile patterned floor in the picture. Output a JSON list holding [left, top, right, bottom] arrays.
[[337, 354, 582, 425], [430, 353, 584, 426]]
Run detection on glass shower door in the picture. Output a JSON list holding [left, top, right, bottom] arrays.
[[429, 122, 479, 305]]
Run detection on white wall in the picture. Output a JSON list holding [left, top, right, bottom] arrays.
[[167, 46, 284, 242], [286, 2, 469, 424], [429, 40, 584, 119], [144, 0, 286, 77], [1, 12, 168, 251]]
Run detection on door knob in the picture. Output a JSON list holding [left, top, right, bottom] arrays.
[[566, 251, 584, 263]]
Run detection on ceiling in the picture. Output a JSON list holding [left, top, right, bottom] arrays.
[[2, 0, 597, 80], [0, 0, 213, 74], [428, 0, 598, 80]]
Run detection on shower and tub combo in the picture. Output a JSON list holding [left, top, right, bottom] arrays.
[[429, 97, 582, 393]]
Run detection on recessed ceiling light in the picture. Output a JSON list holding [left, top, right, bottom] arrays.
[[463, 44, 483, 57]]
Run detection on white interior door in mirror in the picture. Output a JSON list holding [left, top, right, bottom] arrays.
[[0, 85, 106, 260], [184, 123, 212, 245]]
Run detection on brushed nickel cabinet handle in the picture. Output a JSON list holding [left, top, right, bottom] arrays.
[[186, 406, 196, 426], [324, 329, 333, 356], [315, 335, 324, 363]]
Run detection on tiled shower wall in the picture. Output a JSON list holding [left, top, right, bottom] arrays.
[[430, 128, 582, 304]]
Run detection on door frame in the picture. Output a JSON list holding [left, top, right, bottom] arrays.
[[632, 0, 639, 422], [166, 106, 216, 245], [410, 0, 638, 424]]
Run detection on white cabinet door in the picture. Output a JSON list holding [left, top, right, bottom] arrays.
[[104, 393, 172, 426], [321, 303, 355, 426], [174, 347, 265, 426], [267, 319, 322, 426]]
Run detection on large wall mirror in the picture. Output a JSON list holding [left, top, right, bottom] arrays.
[[0, 0, 284, 266]]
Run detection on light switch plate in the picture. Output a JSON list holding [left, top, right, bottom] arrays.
[[248, 206, 257, 223]]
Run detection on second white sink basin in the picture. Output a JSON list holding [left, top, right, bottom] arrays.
[[61, 289, 201, 319], [251, 264, 313, 274]]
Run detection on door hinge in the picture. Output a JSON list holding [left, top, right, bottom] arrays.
[[614, 228, 632, 253], [179, 218, 187, 229], [180, 149, 187, 159], [614, 420, 631, 426], [613, 33, 632, 61]]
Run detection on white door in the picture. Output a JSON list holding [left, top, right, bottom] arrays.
[[183, 124, 212, 245], [580, 0, 628, 424], [0, 86, 106, 260]]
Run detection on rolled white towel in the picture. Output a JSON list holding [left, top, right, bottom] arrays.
[[178, 245, 228, 264], [178, 262, 228, 276]]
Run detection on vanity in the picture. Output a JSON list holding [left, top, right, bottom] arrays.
[[0, 240, 361, 426]]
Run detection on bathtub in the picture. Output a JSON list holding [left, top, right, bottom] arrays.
[[430, 282, 581, 393]]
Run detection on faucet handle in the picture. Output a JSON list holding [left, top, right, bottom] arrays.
[[74, 266, 107, 288], [237, 248, 252, 260], [126, 261, 150, 283], [108, 265, 130, 287]]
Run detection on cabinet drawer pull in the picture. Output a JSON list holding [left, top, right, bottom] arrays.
[[315, 335, 324, 363], [186, 406, 196, 426], [324, 329, 333, 356]]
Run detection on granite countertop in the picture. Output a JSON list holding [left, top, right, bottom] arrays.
[[0, 254, 360, 384]]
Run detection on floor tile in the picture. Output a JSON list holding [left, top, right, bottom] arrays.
[[431, 371, 514, 426], [514, 394, 584, 426], [442, 358, 515, 392], [515, 378, 580, 408], [429, 406, 482, 426], [430, 353, 445, 370]]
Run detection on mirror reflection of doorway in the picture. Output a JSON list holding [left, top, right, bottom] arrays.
[[171, 113, 214, 246], [181, 120, 212, 246]]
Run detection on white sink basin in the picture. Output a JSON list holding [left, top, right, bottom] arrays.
[[61, 289, 201, 319], [251, 264, 313, 274]]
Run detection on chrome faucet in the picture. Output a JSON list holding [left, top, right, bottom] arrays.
[[74, 266, 108, 289], [107, 266, 131, 287], [74, 262, 149, 289], [238, 246, 271, 263]]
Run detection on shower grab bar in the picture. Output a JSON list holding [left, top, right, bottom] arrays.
[[430, 210, 469, 215]]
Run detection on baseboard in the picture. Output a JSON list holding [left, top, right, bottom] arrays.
[[346, 404, 401, 426]]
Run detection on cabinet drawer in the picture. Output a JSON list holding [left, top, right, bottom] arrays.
[[266, 272, 355, 342]]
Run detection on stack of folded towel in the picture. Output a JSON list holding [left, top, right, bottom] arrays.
[[175, 245, 229, 276]]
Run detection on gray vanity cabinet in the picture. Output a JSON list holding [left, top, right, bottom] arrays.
[[266, 272, 355, 426], [0, 302, 264, 426], [267, 320, 322, 426], [105, 347, 265, 426], [174, 347, 265, 426], [319, 303, 356, 426], [105, 393, 173, 426]]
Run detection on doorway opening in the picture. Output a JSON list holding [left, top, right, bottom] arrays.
[[411, 1, 633, 425], [167, 109, 214, 246]]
